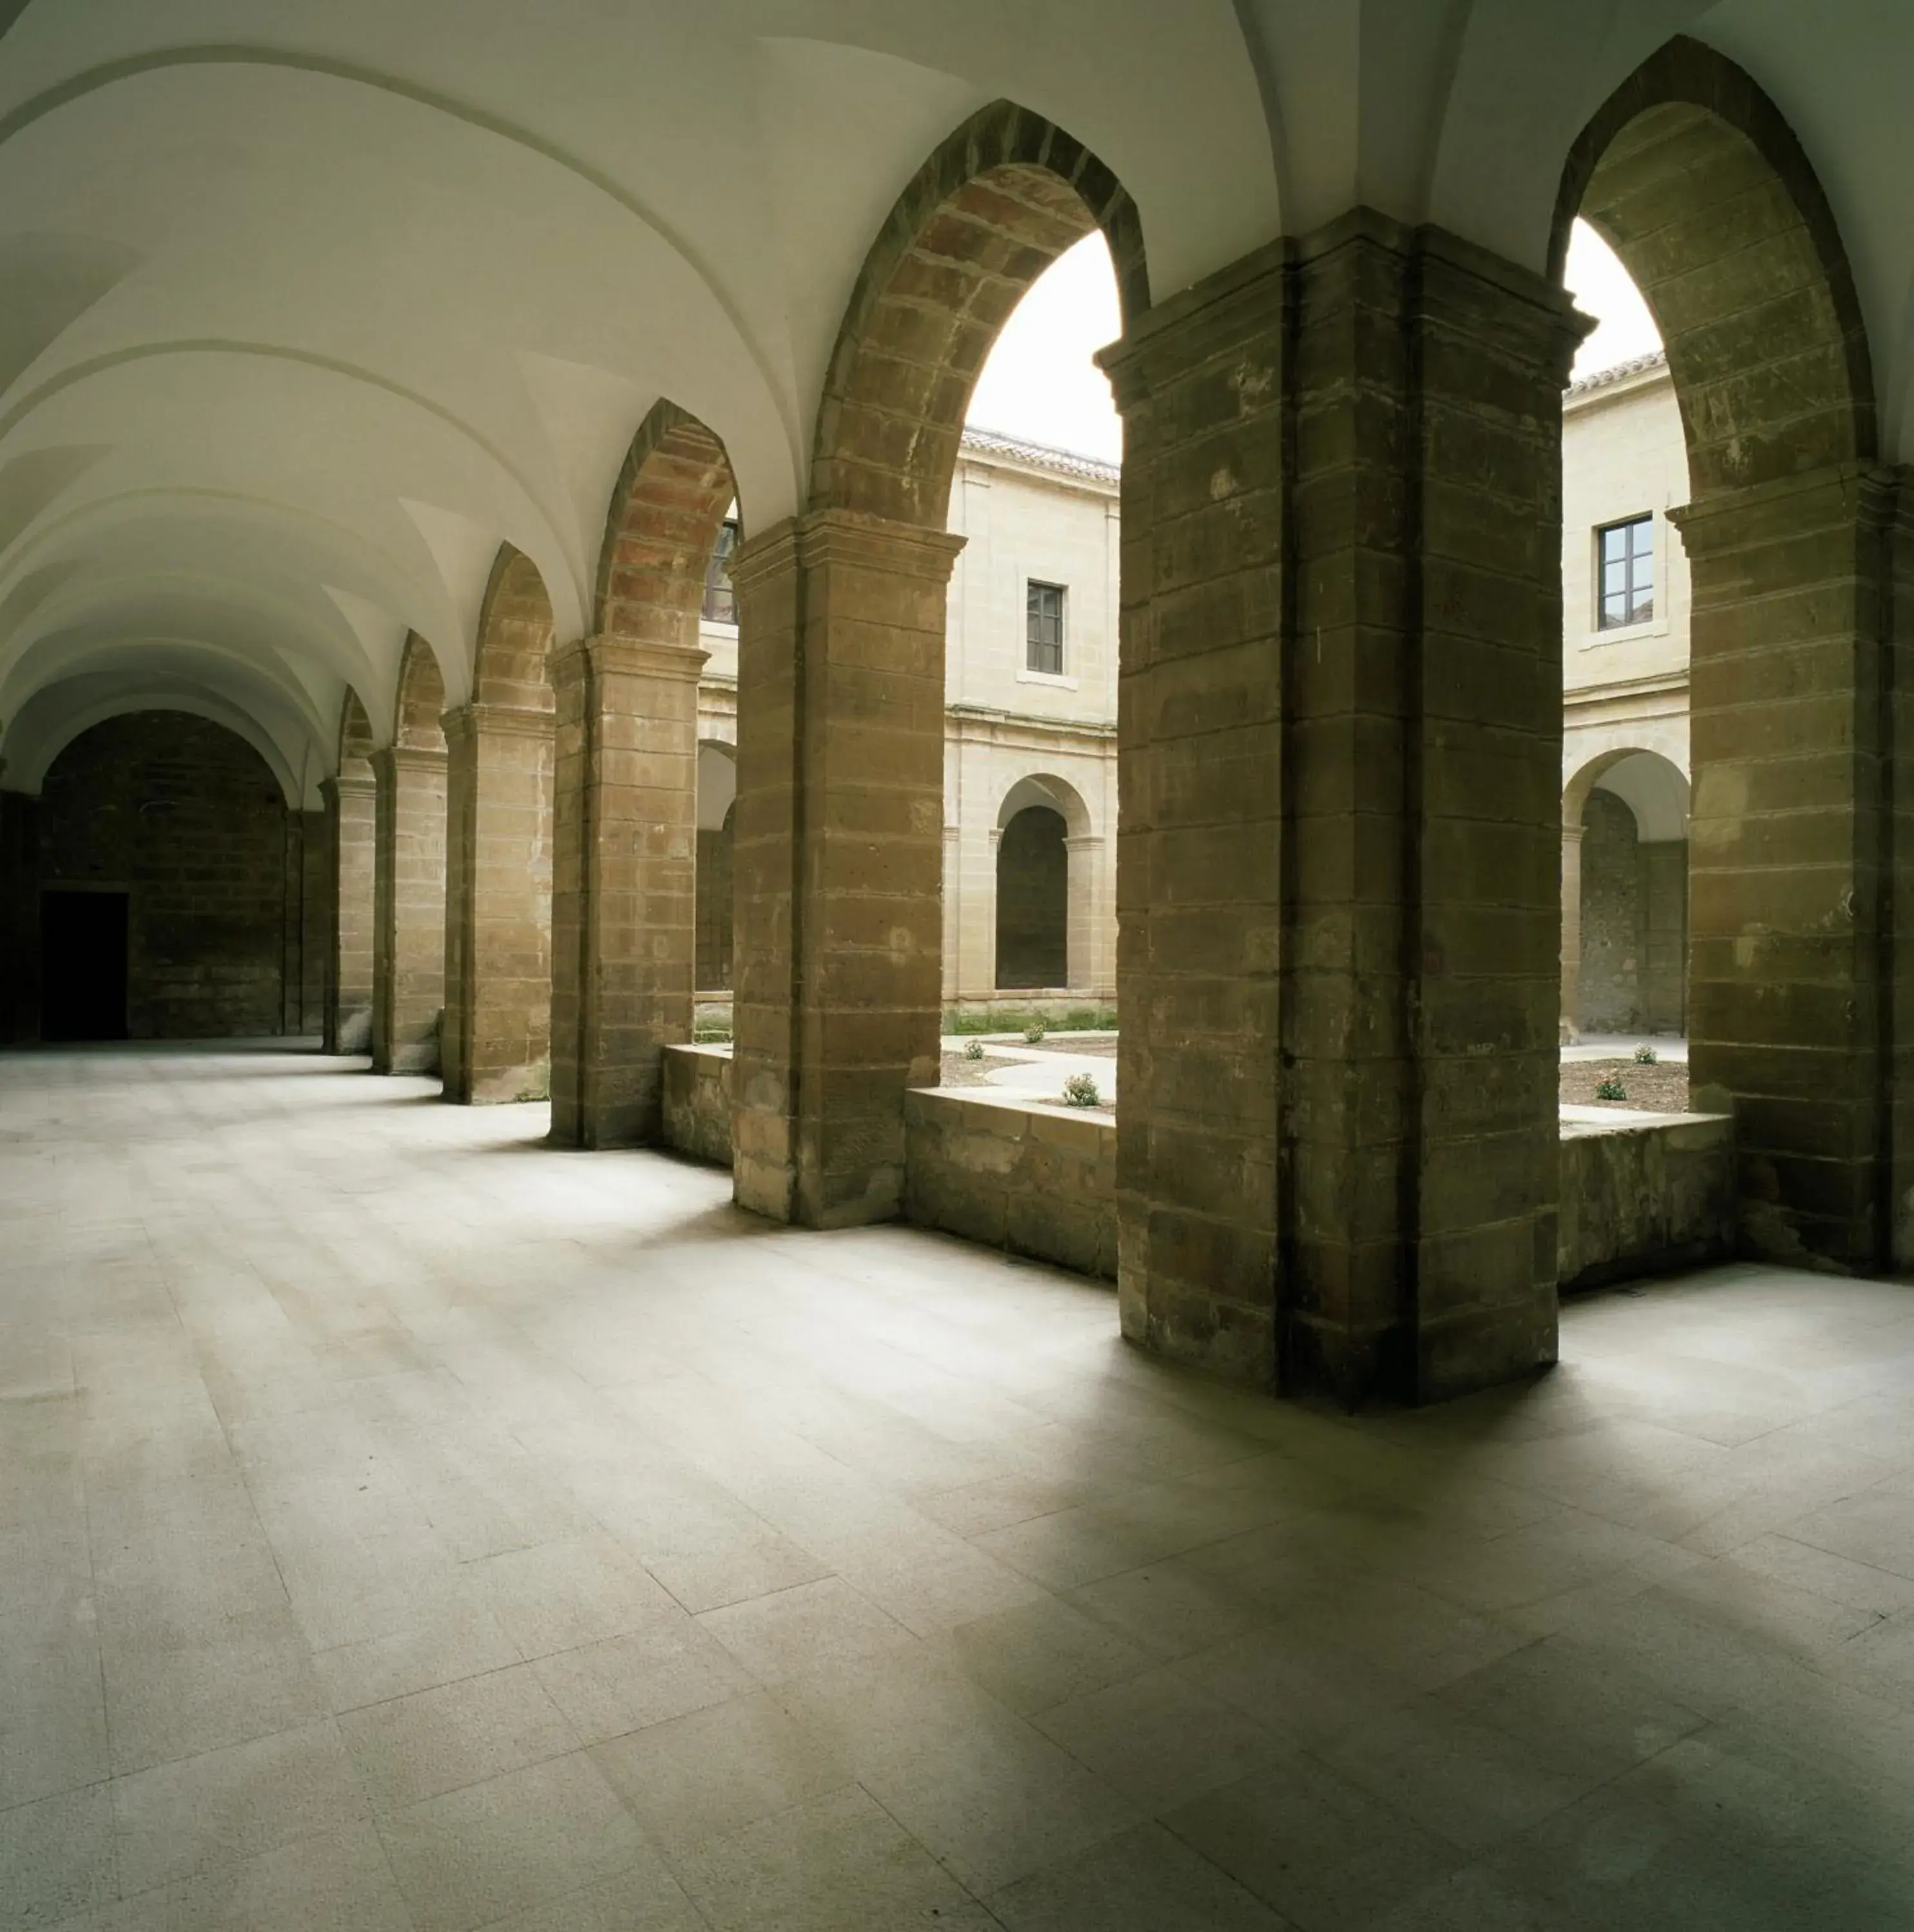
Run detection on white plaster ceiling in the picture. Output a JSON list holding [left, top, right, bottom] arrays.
[[0, 1, 1904, 795]]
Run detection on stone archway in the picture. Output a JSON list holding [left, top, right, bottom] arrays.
[[1557, 37, 1899, 1265], [549, 397, 737, 1149], [730, 101, 1147, 1227]]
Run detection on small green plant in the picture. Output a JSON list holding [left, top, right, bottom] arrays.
[[1023, 1021, 1048, 1044], [1595, 1075, 1629, 1101], [962, 1038, 985, 1061], [1062, 1072, 1101, 1108], [1634, 1043, 1658, 1064]]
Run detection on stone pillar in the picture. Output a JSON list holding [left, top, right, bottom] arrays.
[[1101, 213, 1582, 1404], [1064, 833, 1106, 995], [549, 634, 705, 1147], [441, 703, 555, 1104], [1560, 823, 1584, 1041], [1672, 467, 1913, 1265], [730, 511, 962, 1226], [371, 746, 447, 1075], [322, 773, 377, 1053]]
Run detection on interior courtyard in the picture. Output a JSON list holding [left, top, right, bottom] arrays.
[[5, 3, 1914, 1926]]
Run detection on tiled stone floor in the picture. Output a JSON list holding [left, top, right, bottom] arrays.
[[6, 1044, 1914, 1929]]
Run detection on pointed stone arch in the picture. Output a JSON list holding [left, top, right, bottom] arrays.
[[1554, 36, 1874, 496], [595, 399, 738, 643], [472, 544, 557, 714], [336, 685, 375, 776], [442, 549, 558, 1104], [393, 632, 447, 752], [549, 397, 735, 1148], [1555, 36, 1903, 1266], [730, 104, 1148, 1227], [809, 100, 1148, 529]]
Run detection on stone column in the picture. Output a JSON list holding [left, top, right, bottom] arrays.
[[1101, 213, 1582, 1404], [1064, 833, 1106, 996], [371, 746, 447, 1075], [548, 634, 705, 1147], [1560, 823, 1584, 1041], [730, 511, 962, 1226], [1672, 466, 1913, 1265], [441, 703, 555, 1104], [321, 773, 377, 1053]]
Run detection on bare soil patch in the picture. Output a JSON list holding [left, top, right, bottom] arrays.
[[1560, 1057, 1689, 1112]]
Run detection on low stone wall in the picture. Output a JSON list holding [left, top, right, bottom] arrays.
[[902, 1088, 1117, 1280], [1558, 1108, 1735, 1291], [658, 1051, 1729, 1299], [661, 1043, 733, 1166]]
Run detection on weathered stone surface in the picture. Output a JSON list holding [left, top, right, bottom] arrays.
[[1101, 212, 1584, 1405], [550, 635, 705, 1147], [321, 772, 375, 1053], [1672, 465, 1913, 1267], [660, 1041, 735, 1167], [1559, 1108, 1735, 1289], [903, 1086, 1117, 1280], [730, 511, 963, 1228], [441, 701, 555, 1104]]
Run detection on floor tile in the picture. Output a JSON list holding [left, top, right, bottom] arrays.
[[531, 1618, 756, 1745], [987, 1821, 1288, 1931], [1030, 1664, 1290, 1812], [336, 1663, 578, 1812], [696, 1575, 913, 1685], [110, 1716, 367, 1893], [674, 1783, 994, 1930], [861, 1710, 1141, 1895], [0, 1781, 118, 1931], [589, 1691, 854, 1857], [376, 1751, 654, 1932]]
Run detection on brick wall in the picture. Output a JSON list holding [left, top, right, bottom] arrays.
[[27, 712, 302, 1038]]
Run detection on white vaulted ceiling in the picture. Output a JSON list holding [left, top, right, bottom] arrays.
[[0, 0, 1908, 804]]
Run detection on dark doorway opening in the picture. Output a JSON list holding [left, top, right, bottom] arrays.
[[41, 890, 129, 1041], [996, 806, 1068, 990]]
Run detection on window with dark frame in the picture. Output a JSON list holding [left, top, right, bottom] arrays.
[[1026, 580, 1065, 675], [702, 516, 740, 624], [1597, 514, 1654, 630]]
